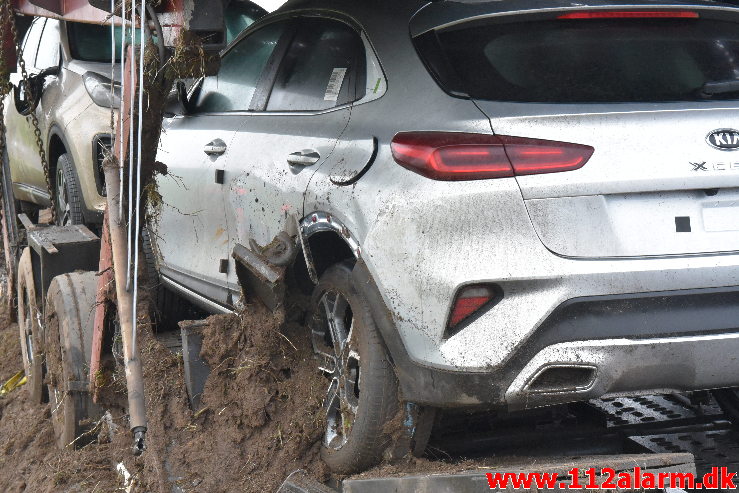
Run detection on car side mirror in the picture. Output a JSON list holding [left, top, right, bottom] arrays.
[[13, 65, 60, 116], [164, 80, 190, 117], [14, 78, 39, 116]]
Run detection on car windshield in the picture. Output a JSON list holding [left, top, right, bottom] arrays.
[[67, 22, 144, 63], [414, 17, 739, 103]]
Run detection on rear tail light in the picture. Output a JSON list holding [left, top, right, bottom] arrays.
[[446, 284, 502, 338], [557, 11, 699, 19], [391, 132, 593, 181]]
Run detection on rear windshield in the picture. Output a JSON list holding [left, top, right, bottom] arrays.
[[414, 18, 739, 103]]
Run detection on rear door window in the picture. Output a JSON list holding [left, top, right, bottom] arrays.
[[266, 17, 366, 111], [414, 16, 739, 103], [193, 20, 287, 113]]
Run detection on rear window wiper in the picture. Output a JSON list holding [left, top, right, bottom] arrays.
[[699, 79, 739, 98]]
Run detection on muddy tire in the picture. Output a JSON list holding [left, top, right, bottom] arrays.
[[45, 271, 102, 449], [55, 153, 84, 226], [17, 247, 46, 404], [310, 261, 399, 474]]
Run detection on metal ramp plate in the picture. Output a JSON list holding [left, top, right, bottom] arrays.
[[338, 454, 695, 493], [590, 395, 723, 427], [631, 430, 739, 479]]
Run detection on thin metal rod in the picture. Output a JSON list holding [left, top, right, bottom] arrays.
[[131, 0, 145, 353], [125, 6, 135, 291], [118, 0, 126, 222], [109, 0, 114, 126]]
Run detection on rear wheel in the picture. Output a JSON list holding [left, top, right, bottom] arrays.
[[45, 271, 102, 448], [17, 247, 45, 404], [310, 261, 399, 474], [55, 153, 84, 226]]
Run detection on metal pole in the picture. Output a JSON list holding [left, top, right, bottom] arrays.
[[108, 44, 147, 456], [126, 5, 135, 291], [132, 0, 145, 354], [118, 0, 126, 221]]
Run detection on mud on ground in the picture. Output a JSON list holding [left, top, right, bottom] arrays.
[[0, 295, 330, 493]]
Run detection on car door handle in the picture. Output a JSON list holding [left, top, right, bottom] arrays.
[[287, 150, 320, 167], [204, 139, 227, 156]]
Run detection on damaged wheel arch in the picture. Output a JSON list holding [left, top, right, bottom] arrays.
[[232, 211, 361, 311]]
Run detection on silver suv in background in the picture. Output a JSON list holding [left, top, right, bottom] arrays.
[[3, 0, 266, 229], [150, 0, 739, 473], [4, 17, 122, 227]]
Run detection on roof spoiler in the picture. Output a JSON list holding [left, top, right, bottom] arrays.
[[410, 0, 739, 37]]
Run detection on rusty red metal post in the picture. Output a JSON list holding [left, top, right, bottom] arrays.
[[104, 43, 147, 453], [89, 207, 112, 402]]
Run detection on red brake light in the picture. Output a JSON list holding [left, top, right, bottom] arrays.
[[390, 133, 512, 180], [558, 11, 699, 19], [501, 136, 594, 176], [391, 132, 593, 181], [448, 285, 497, 330]]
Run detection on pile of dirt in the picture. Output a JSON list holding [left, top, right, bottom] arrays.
[[127, 306, 330, 492], [0, 306, 123, 492], [0, 295, 329, 493]]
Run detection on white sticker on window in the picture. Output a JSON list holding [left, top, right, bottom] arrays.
[[324, 68, 347, 102]]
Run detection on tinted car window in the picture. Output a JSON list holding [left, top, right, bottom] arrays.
[[21, 18, 45, 69], [67, 22, 143, 63], [224, 0, 267, 44], [194, 21, 286, 113], [415, 18, 739, 103], [35, 19, 60, 69], [266, 18, 366, 111]]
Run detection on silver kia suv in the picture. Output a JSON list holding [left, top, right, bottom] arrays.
[[150, 0, 739, 473]]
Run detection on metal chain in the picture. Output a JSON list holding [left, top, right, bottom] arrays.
[[0, 0, 12, 165], [0, 1, 9, 240], [0, 2, 56, 223]]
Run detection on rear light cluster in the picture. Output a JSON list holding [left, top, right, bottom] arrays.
[[391, 132, 594, 181], [446, 284, 502, 338]]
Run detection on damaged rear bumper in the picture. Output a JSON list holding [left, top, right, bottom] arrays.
[[352, 259, 739, 410]]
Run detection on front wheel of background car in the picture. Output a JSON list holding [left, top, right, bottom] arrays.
[[55, 153, 84, 226], [310, 261, 400, 474]]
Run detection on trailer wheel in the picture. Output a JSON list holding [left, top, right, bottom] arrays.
[[17, 247, 46, 404], [55, 153, 84, 226], [45, 271, 102, 449], [310, 261, 399, 474]]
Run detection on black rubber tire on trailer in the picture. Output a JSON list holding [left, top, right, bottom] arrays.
[[55, 153, 85, 226], [17, 247, 46, 404], [310, 261, 400, 474], [45, 271, 103, 449]]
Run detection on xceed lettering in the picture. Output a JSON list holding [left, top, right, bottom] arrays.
[[690, 161, 739, 171], [706, 129, 739, 151]]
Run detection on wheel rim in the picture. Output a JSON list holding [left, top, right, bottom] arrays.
[[311, 290, 361, 450], [55, 167, 71, 226]]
